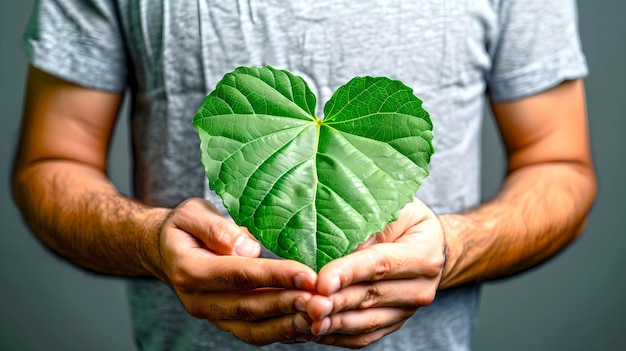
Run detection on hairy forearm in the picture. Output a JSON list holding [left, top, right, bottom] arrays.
[[439, 161, 596, 288], [12, 160, 168, 277]]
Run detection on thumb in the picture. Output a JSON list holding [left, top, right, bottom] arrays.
[[232, 227, 263, 256], [170, 198, 261, 257], [356, 199, 428, 250]]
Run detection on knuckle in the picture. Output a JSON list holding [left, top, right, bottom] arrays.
[[183, 301, 208, 320], [421, 289, 437, 306], [411, 289, 437, 306], [233, 297, 258, 321], [210, 218, 231, 237], [372, 254, 392, 281], [425, 253, 445, 276], [224, 264, 258, 290], [169, 262, 200, 292], [364, 314, 385, 334], [209, 219, 235, 244], [169, 270, 193, 293], [358, 283, 382, 309], [276, 291, 296, 314]]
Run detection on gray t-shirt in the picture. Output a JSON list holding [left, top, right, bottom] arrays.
[[23, 0, 587, 350]]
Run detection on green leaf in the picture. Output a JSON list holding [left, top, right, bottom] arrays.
[[193, 66, 433, 271]]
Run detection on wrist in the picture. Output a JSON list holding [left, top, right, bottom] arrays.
[[437, 214, 465, 289], [137, 206, 172, 281]]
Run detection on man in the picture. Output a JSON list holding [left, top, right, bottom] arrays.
[[12, 0, 595, 350]]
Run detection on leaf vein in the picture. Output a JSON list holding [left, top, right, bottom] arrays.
[[315, 182, 369, 224], [245, 134, 314, 222], [326, 78, 389, 120], [240, 71, 314, 119]]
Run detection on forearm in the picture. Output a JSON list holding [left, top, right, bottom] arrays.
[[12, 160, 169, 277], [439, 161, 596, 288]]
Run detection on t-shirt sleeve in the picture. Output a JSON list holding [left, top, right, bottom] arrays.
[[22, 0, 127, 92], [486, 0, 588, 102]]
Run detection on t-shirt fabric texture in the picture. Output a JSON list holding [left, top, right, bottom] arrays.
[[23, 0, 587, 350]]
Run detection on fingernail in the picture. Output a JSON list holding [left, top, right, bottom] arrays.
[[234, 236, 260, 256], [294, 272, 315, 290], [295, 298, 306, 313], [327, 276, 341, 295], [320, 298, 333, 319], [316, 317, 331, 336], [294, 314, 311, 333]]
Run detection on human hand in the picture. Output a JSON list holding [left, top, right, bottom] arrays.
[[153, 198, 318, 345], [304, 199, 445, 348]]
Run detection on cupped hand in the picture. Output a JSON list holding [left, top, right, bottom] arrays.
[[155, 198, 318, 345], [305, 198, 445, 348]]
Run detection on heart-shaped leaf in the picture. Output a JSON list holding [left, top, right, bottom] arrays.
[[193, 66, 433, 271]]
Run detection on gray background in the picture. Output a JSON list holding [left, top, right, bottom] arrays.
[[1, 1, 624, 350]]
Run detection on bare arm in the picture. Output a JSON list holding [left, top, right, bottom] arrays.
[[12, 67, 317, 345], [440, 79, 597, 287], [11, 66, 165, 276]]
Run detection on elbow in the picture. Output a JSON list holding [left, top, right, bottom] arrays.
[[583, 160, 598, 219], [11, 162, 28, 214], [11, 159, 47, 226], [11, 165, 39, 232], [571, 162, 598, 240]]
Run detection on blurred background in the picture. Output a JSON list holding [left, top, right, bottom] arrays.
[[1, 1, 624, 350]]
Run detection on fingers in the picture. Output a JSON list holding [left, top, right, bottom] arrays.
[[317, 199, 445, 295], [301, 198, 443, 349], [181, 288, 311, 320], [312, 309, 410, 348], [313, 307, 412, 335], [313, 323, 403, 349], [306, 279, 436, 320], [168, 198, 261, 257], [317, 240, 444, 295], [169, 255, 317, 293], [161, 198, 318, 292], [158, 198, 324, 346], [211, 307, 410, 347], [211, 312, 313, 346]]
